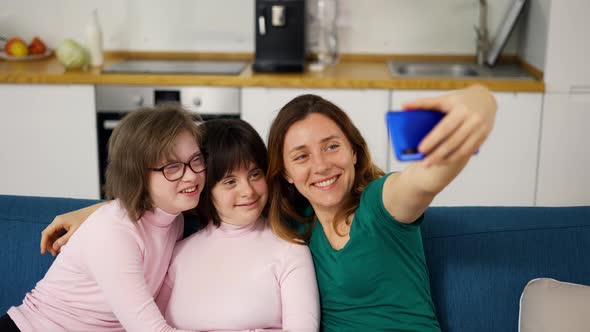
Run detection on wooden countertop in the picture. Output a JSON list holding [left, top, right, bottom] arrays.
[[0, 52, 545, 92]]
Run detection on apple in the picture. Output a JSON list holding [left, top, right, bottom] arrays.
[[28, 37, 47, 55], [5, 38, 29, 57]]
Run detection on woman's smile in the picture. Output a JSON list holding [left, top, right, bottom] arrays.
[[312, 175, 340, 189]]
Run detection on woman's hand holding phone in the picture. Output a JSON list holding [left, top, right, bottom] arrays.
[[399, 85, 496, 167]]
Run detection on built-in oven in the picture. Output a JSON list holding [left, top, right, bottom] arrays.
[[95, 85, 240, 198]]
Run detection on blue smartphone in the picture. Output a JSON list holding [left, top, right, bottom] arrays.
[[386, 110, 445, 161]]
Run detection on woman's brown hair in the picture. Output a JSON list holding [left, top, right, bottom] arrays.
[[104, 103, 202, 221], [266, 94, 384, 243]]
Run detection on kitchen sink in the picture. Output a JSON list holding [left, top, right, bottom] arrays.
[[102, 59, 248, 75], [392, 63, 479, 77], [388, 60, 537, 80]]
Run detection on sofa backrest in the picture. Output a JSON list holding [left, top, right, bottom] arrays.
[[0, 195, 101, 313], [423, 206, 590, 332]]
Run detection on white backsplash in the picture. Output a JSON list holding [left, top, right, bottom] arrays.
[[1, 0, 545, 67]]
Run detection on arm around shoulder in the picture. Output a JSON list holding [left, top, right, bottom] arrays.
[[40, 201, 108, 256]]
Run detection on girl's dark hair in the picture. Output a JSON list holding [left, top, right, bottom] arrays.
[[198, 118, 269, 227], [266, 94, 384, 243], [104, 103, 202, 221]]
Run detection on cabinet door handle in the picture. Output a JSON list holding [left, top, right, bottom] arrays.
[[104, 120, 120, 130], [570, 86, 590, 95]]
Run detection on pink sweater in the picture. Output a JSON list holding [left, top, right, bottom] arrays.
[[8, 200, 191, 332], [157, 219, 320, 331]]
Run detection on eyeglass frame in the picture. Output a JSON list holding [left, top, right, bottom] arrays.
[[149, 154, 207, 181]]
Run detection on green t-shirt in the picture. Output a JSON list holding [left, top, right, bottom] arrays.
[[308, 173, 440, 331]]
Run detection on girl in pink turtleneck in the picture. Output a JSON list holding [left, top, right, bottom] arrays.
[[156, 119, 320, 331], [3, 105, 205, 332]]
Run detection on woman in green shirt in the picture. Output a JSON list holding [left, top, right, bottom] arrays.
[[266, 85, 497, 331]]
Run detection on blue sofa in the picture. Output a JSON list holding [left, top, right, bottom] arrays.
[[1, 194, 589, 331]]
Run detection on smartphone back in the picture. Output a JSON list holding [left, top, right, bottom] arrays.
[[386, 110, 444, 161]]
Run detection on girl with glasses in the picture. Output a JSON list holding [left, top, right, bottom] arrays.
[[2, 104, 204, 332]]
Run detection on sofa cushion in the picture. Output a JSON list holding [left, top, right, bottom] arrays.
[[519, 278, 590, 332]]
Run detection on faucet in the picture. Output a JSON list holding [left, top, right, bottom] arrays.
[[474, 0, 489, 66]]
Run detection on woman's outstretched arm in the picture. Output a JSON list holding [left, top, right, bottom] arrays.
[[383, 84, 497, 223]]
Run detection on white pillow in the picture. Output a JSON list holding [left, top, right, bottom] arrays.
[[519, 278, 590, 332]]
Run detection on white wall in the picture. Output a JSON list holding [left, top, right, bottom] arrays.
[[1, 0, 531, 56], [0, 0, 253, 52], [336, 0, 523, 55]]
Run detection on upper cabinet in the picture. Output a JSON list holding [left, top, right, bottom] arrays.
[[0, 84, 100, 199], [241, 88, 391, 171], [543, 1, 590, 92], [389, 90, 543, 206]]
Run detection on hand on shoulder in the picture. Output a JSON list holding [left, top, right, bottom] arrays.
[[40, 202, 107, 256]]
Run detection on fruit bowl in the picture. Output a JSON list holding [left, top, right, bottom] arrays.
[[0, 48, 53, 61]]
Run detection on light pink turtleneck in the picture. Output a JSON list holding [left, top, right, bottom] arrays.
[[157, 218, 320, 332], [8, 200, 192, 332]]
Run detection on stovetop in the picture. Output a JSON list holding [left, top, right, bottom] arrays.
[[102, 59, 248, 75]]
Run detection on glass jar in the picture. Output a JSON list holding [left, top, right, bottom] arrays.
[[309, 0, 338, 70]]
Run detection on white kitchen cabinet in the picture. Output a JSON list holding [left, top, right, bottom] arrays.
[[388, 90, 543, 206], [534, 0, 590, 206], [241, 87, 391, 171], [536, 93, 590, 206], [0, 84, 100, 199]]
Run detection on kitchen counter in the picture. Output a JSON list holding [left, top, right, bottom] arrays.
[[0, 52, 544, 92]]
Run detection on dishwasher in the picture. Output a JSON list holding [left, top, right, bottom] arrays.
[[95, 85, 240, 197]]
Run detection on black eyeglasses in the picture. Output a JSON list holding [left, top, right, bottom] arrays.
[[150, 154, 206, 181]]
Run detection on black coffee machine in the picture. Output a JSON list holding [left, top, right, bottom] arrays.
[[253, 0, 306, 73]]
